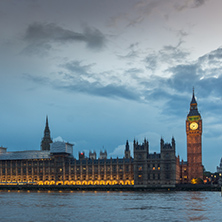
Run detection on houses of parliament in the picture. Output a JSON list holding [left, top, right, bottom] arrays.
[[0, 91, 203, 187]]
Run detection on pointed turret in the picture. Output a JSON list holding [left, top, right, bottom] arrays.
[[188, 88, 201, 117], [172, 136, 175, 150], [125, 140, 130, 158], [125, 140, 129, 151], [191, 88, 197, 105], [41, 116, 53, 151]]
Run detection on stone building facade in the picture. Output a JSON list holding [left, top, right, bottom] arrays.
[[133, 138, 179, 187], [0, 143, 134, 186], [0, 91, 203, 186], [0, 137, 178, 186]]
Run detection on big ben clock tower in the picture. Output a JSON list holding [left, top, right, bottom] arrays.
[[186, 89, 203, 182]]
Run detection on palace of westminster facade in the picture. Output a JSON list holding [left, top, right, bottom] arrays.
[[0, 91, 203, 187]]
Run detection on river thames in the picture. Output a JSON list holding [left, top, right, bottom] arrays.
[[0, 191, 221, 222]]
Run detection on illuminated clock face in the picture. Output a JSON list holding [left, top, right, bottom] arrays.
[[190, 122, 198, 130]]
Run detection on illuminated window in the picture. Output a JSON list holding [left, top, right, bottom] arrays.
[[153, 167, 155, 170]]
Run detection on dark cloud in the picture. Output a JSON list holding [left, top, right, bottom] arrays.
[[23, 22, 106, 54], [167, 63, 199, 91], [141, 47, 222, 119], [145, 89, 188, 116], [61, 82, 140, 100], [167, 47, 222, 95]]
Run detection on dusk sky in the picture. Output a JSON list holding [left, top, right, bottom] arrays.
[[0, 0, 222, 172]]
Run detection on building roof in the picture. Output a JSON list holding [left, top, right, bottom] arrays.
[[0, 150, 50, 160]]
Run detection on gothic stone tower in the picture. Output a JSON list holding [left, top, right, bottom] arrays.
[[133, 139, 149, 186], [186, 90, 203, 182], [41, 116, 53, 151]]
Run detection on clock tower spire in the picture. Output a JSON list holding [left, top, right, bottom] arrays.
[[186, 89, 203, 182]]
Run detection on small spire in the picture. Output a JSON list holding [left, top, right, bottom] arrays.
[[46, 115, 49, 127], [125, 140, 129, 151], [190, 87, 197, 105]]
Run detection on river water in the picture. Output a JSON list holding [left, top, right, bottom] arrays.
[[0, 190, 221, 222]]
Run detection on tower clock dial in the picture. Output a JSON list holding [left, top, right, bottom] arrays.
[[189, 122, 198, 130]]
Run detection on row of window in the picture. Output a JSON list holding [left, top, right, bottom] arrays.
[[138, 173, 171, 180]]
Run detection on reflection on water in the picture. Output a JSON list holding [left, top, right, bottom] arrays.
[[183, 192, 208, 221], [0, 191, 221, 222]]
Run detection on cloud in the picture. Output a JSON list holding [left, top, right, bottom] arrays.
[[22, 22, 106, 54], [24, 59, 141, 101], [109, 144, 125, 158], [175, 0, 208, 11], [167, 47, 222, 92], [63, 60, 94, 76], [59, 81, 140, 101], [117, 42, 140, 60], [59, 60, 140, 100], [141, 46, 222, 119], [145, 53, 158, 71], [23, 73, 50, 85], [24, 46, 222, 122], [135, 0, 166, 16], [144, 40, 190, 72], [53, 136, 64, 142]]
